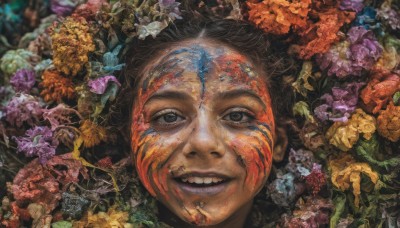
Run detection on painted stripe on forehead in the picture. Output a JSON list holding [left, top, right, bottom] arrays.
[[142, 46, 212, 96]]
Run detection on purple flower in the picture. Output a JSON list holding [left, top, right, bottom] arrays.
[[88, 76, 121, 94], [377, 6, 400, 30], [159, 0, 182, 20], [317, 26, 382, 78], [285, 148, 315, 178], [50, 0, 77, 16], [348, 26, 383, 70], [13, 126, 58, 164], [4, 94, 44, 127], [10, 69, 36, 93], [340, 0, 364, 13], [314, 82, 365, 122]]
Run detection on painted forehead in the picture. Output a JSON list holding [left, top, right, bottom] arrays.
[[139, 43, 262, 94]]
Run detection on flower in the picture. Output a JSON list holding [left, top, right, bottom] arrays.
[[102, 45, 125, 74], [299, 122, 326, 150], [377, 2, 400, 30], [303, 163, 326, 196], [50, 17, 95, 77], [329, 154, 379, 207], [13, 126, 58, 164], [159, 0, 182, 20], [339, 0, 364, 13], [42, 103, 82, 131], [360, 71, 400, 113], [74, 207, 131, 227], [88, 76, 121, 95], [61, 192, 89, 219], [4, 93, 44, 127], [10, 69, 36, 93], [50, 0, 78, 16], [72, 0, 108, 21], [317, 26, 382, 78], [377, 102, 400, 142], [268, 172, 297, 207], [246, 0, 311, 35], [285, 148, 315, 178], [326, 109, 376, 151], [374, 35, 400, 72], [0, 49, 40, 78], [314, 82, 365, 122], [40, 70, 75, 103], [79, 120, 108, 148]]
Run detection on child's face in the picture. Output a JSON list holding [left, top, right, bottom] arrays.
[[131, 40, 275, 226]]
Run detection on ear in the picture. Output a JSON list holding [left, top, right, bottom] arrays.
[[273, 126, 288, 162]]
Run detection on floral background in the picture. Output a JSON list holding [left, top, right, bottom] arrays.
[[0, 0, 399, 227]]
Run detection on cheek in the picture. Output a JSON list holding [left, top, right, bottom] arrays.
[[228, 122, 273, 192]]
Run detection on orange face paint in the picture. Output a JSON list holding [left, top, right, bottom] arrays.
[[130, 41, 275, 226]]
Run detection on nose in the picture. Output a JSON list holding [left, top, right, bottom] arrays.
[[183, 109, 225, 159]]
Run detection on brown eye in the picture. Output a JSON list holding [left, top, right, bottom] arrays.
[[222, 109, 255, 126], [151, 109, 186, 129]]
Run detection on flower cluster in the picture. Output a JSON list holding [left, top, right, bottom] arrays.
[[0, 0, 399, 227]]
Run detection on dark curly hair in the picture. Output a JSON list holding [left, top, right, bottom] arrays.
[[110, 14, 299, 153]]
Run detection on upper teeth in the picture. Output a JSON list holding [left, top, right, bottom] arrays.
[[181, 177, 223, 184]]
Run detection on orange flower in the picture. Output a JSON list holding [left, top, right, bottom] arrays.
[[79, 120, 108, 148], [40, 70, 75, 102], [50, 16, 95, 77], [247, 0, 311, 35], [377, 102, 400, 142], [360, 71, 400, 114]]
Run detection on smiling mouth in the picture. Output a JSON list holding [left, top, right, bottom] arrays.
[[173, 173, 231, 195]]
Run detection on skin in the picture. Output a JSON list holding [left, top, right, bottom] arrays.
[[130, 39, 275, 227]]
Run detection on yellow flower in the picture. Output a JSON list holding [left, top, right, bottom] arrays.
[[326, 109, 376, 151], [79, 120, 108, 148], [50, 17, 95, 77], [73, 207, 132, 228], [329, 154, 379, 208]]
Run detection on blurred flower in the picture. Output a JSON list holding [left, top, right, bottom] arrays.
[[299, 122, 326, 150], [88, 75, 121, 95], [74, 207, 131, 227], [0, 85, 15, 106], [377, 2, 400, 30], [54, 126, 80, 149], [13, 126, 58, 164], [374, 35, 400, 72], [303, 163, 326, 196], [159, 0, 182, 20], [326, 109, 376, 151], [10, 69, 36, 93], [293, 101, 316, 123], [340, 0, 364, 13], [292, 61, 318, 97], [137, 20, 169, 40], [268, 172, 297, 207], [377, 102, 400, 142], [102, 45, 125, 74], [285, 148, 315, 178], [317, 26, 382, 77], [314, 82, 365, 122], [72, 0, 108, 21], [0, 49, 40, 78], [43, 103, 82, 130], [40, 70, 75, 103], [353, 7, 382, 32], [4, 93, 44, 127], [96, 156, 113, 169], [50, 17, 95, 77], [50, 0, 78, 16], [247, 0, 311, 35], [329, 154, 379, 207], [79, 120, 108, 148], [360, 71, 400, 113], [280, 196, 333, 227]]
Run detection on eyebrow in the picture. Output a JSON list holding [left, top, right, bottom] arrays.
[[217, 89, 267, 109], [144, 90, 194, 105]]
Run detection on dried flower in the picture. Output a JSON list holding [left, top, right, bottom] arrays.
[[247, 0, 311, 35], [314, 82, 365, 122], [159, 0, 182, 20], [88, 76, 121, 95], [339, 0, 364, 13], [13, 126, 58, 164], [61, 192, 89, 219], [280, 196, 333, 227], [0, 49, 40, 78], [4, 93, 44, 127], [360, 71, 400, 114], [50, 0, 78, 16], [377, 102, 400, 142], [10, 69, 36, 93], [303, 163, 326, 196], [293, 101, 316, 123], [292, 61, 318, 97], [377, 2, 400, 30], [40, 70, 75, 103], [79, 120, 108, 148], [317, 41, 355, 77], [326, 109, 376, 151], [329, 154, 379, 207], [300, 122, 326, 150], [374, 36, 400, 72], [102, 45, 125, 74], [97, 156, 113, 169], [72, 0, 108, 21], [268, 172, 297, 207], [74, 207, 131, 227], [50, 17, 95, 77], [54, 126, 80, 149], [43, 103, 82, 131], [285, 148, 315, 178]]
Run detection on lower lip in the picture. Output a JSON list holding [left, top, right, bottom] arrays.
[[173, 180, 231, 196]]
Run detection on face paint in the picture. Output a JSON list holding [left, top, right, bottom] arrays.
[[131, 40, 275, 226]]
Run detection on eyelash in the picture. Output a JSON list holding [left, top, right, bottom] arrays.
[[221, 108, 255, 127], [151, 109, 186, 128]]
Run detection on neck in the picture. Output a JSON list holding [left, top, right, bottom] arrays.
[[158, 200, 253, 228]]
